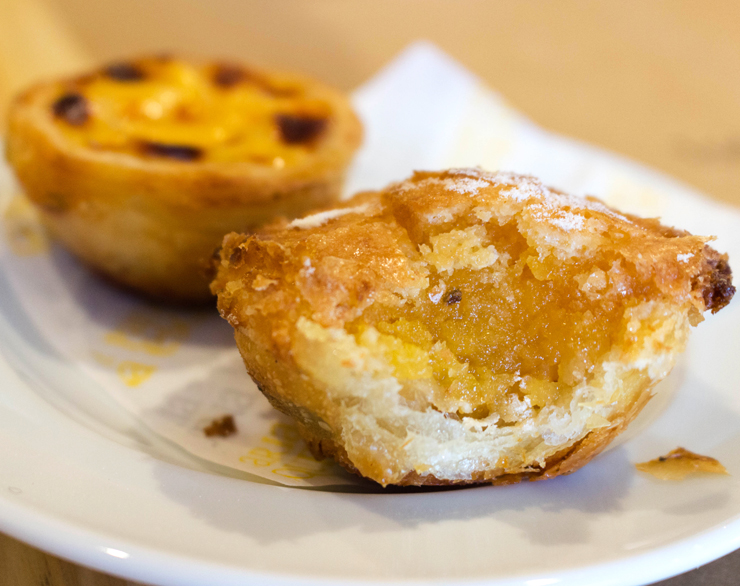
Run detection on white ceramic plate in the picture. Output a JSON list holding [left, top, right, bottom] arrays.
[[1, 45, 740, 586]]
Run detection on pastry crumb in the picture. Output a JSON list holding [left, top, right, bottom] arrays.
[[636, 447, 728, 480], [204, 415, 237, 437]]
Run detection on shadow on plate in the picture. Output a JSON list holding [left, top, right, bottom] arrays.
[[149, 361, 740, 549]]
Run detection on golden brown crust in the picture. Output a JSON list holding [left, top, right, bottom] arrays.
[[214, 169, 733, 486], [253, 359, 656, 487], [215, 170, 730, 326], [6, 57, 362, 303]]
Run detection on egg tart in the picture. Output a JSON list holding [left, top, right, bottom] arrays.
[[5, 56, 362, 303], [211, 169, 734, 487]]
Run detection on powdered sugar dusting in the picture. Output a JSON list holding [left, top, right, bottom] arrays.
[[302, 258, 316, 275], [395, 176, 491, 196], [451, 168, 540, 199], [288, 204, 371, 229], [499, 181, 541, 203], [550, 212, 586, 232], [677, 253, 693, 263], [397, 168, 634, 232], [394, 181, 418, 193], [441, 177, 490, 195]]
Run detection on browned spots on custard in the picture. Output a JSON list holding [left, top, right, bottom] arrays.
[[203, 415, 237, 437], [212, 64, 249, 88], [140, 141, 203, 161], [212, 64, 299, 97], [636, 447, 728, 480], [445, 289, 462, 305], [104, 62, 146, 82], [52, 93, 89, 126], [276, 114, 327, 145]]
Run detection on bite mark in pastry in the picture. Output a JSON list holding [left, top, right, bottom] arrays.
[[211, 169, 734, 486], [5, 57, 362, 303]]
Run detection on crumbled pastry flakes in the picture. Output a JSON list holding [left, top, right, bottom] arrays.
[[636, 447, 728, 480], [204, 415, 238, 438]]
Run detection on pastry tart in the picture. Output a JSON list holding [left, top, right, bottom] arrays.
[[5, 56, 362, 302], [212, 169, 734, 487]]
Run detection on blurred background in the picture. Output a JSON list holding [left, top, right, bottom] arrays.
[[1, 1, 739, 584], [2, 0, 740, 205]]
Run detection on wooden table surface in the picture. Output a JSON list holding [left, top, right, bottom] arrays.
[[1, 1, 739, 584]]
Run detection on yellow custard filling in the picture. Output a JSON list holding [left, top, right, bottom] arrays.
[[344, 213, 661, 422], [50, 58, 335, 166]]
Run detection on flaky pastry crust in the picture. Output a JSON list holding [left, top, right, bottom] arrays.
[[6, 57, 362, 302], [213, 169, 734, 486]]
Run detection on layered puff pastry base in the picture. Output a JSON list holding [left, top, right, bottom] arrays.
[[6, 57, 362, 303], [212, 169, 734, 486]]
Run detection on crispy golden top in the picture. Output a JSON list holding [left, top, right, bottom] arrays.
[[214, 169, 733, 335], [213, 168, 733, 420], [36, 57, 356, 167]]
